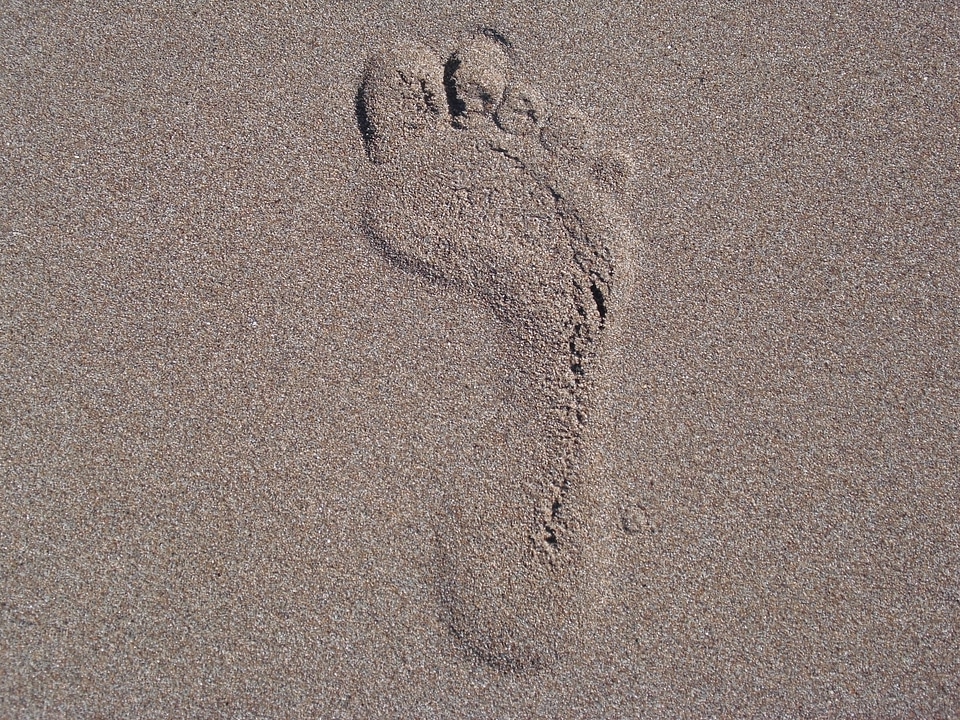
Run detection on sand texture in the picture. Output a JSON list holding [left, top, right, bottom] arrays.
[[2, 1, 959, 717]]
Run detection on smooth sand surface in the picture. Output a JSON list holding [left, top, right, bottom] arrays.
[[2, 1, 959, 717]]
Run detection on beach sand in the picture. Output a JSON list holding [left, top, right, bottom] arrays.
[[2, 1, 958, 717]]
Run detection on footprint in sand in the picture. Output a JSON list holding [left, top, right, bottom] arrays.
[[356, 30, 636, 671]]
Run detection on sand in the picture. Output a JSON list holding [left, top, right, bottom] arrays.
[[2, 1, 959, 717]]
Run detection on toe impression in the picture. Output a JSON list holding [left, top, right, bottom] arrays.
[[445, 38, 509, 127], [540, 106, 599, 158], [494, 83, 546, 136], [359, 42, 445, 164]]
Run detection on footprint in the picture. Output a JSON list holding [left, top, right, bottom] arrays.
[[356, 31, 636, 671]]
